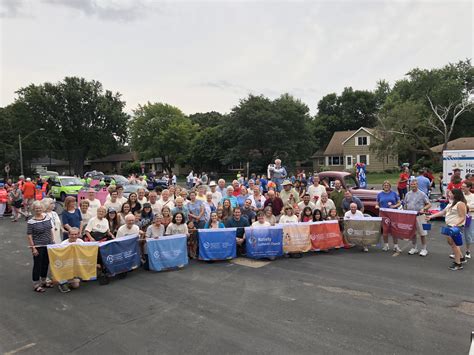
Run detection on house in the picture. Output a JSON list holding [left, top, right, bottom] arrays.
[[312, 127, 399, 172], [88, 152, 137, 174], [430, 137, 474, 153], [30, 157, 71, 175]]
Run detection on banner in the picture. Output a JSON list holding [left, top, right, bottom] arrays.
[[146, 235, 188, 271], [282, 223, 312, 253], [310, 220, 344, 251], [198, 228, 237, 260], [47, 242, 98, 283], [344, 218, 382, 246], [244, 226, 283, 259], [99, 235, 141, 276], [379, 208, 418, 240]]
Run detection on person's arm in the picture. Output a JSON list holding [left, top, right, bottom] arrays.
[[392, 194, 401, 209], [454, 203, 467, 226], [27, 233, 39, 256], [422, 197, 431, 213], [375, 194, 381, 209], [357, 199, 364, 213]]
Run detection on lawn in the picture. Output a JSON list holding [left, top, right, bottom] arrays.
[[364, 172, 400, 184]]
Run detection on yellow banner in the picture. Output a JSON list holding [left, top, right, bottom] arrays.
[[282, 224, 312, 253], [47, 244, 98, 282]]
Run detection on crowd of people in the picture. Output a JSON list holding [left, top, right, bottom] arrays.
[[1, 160, 473, 294]]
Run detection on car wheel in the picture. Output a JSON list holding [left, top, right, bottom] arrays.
[[60, 192, 66, 202]]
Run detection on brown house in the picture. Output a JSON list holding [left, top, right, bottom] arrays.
[[430, 137, 474, 153], [88, 152, 137, 174], [312, 127, 398, 172]]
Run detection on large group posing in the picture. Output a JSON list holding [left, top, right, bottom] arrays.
[[1, 159, 472, 293]]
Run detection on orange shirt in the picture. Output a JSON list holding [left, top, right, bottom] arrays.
[[22, 181, 36, 199]]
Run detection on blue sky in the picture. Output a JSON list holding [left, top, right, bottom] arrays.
[[1, 0, 472, 114]]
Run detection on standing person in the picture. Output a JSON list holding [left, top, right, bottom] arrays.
[[27, 201, 54, 293], [315, 192, 336, 220], [404, 180, 431, 256], [269, 159, 287, 192], [241, 198, 256, 223], [172, 197, 189, 220], [137, 188, 148, 206], [79, 200, 92, 231], [22, 178, 36, 217], [249, 186, 266, 213], [62, 196, 82, 240], [187, 191, 205, 229], [86, 189, 102, 217], [376, 181, 402, 252], [279, 180, 300, 207], [104, 190, 123, 211], [186, 171, 194, 189], [427, 189, 467, 270], [171, 173, 177, 186], [158, 189, 175, 211], [10, 183, 27, 222], [216, 179, 227, 197], [329, 180, 346, 217], [204, 211, 225, 229], [209, 181, 222, 207], [42, 198, 62, 244], [127, 192, 142, 214], [461, 181, 473, 259], [116, 214, 140, 239], [106, 208, 121, 236], [221, 186, 239, 208], [0, 183, 7, 218], [263, 190, 284, 220], [416, 170, 431, 197], [147, 191, 161, 215], [397, 166, 410, 200], [307, 174, 326, 203]]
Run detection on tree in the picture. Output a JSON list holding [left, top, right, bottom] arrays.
[[14, 77, 129, 175], [130, 102, 196, 173]]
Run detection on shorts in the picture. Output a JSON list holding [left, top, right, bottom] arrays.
[[415, 215, 428, 237], [464, 223, 473, 245], [13, 200, 23, 209]]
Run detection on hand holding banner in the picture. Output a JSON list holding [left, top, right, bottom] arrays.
[[379, 208, 417, 240], [198, 228, 237, 260]]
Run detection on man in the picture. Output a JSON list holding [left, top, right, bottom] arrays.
[[404, 180, 431, 256], [225, 207, 250, 255], [298, 193, 316, 212], [86, 189, 102, 216], [249, 186, 266, 212], [460, 181, 473, 259], [104, 190, 123, 211], [263, 190, 284, 218], [269, 159, 287, 192], [241, 198, 256, 223], [158, 189, 175, 210], [221, 186, 239, 208], [416, 170, 431, 196], [209, 181, 222, 207], [279, 180, 300, 206], [186, 171, 194, 189], [344, 202, 365, 220], [342, 190, 364, 214], [22, 177, 36, 216], [315, 192, 336, 218], [116, 214, 141, 238], [172, 197, 189, 220], [148, 191, 161, 215], [201, 172, 208, 185], [58, 227, 84, 293], [330, 180, 346, 217], [216, 179, 227, 197], [307, 174, 326, 202]]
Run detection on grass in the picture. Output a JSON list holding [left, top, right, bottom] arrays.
[[364, 172, 400, 184]]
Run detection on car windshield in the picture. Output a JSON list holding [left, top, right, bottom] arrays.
[[344, 175, 359, 189], [60, 177, 83, 186]]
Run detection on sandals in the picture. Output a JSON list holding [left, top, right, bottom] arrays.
[[34, 285, 46, 293], [41, 279, 54, 288]]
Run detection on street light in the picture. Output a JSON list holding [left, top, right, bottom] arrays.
[[19, 128, 45, 176]]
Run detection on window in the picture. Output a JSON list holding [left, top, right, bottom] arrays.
[[357, 155, 370, 165], [346, 156, 352, 167], [327, 156, 343, 166], [357, 136, 368, 146]]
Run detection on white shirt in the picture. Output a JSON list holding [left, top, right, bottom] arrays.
[[149, 201, 161, 215], [158, 198, 175, 211], [116, 224, 140, 239], [307, 184, 326, 201], [279, 215, 299, 223], [104, 199, 123, 211], [85, 217, 109, 233], [297, 201, 317, 212], [61, 238, 85, 245], [251, 221, 271, 227], [344, 210, 365, 220], [210, 190, 222, 207], [464, 192, 474, 216], [315, 199, 336, 213], [249, 194, 266, 209], [137, 197, 148, 206], [87, 198, 102, 216]]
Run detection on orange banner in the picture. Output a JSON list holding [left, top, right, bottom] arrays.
[[309, 220, 344, 251]]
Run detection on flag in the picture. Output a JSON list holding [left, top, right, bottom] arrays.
[[99, 235, 141, 276], [310, 220, 344, 251], [146, 235, 188, 271], [47, 242, 98, 283], [282, 223, 312, 253], [379, 208, 418, 240], [344, 217, 382, 246], [245, 226, 283, 259], [198, 228, 237, 260]]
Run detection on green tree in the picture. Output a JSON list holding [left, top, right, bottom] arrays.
[[130, 102, 196, 173], [14, 77, 129, 175]]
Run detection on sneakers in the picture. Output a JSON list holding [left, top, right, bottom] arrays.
[[393, 245, 402, 253], [461, 257, 467, 264], [362, 247, 369, 252], [408, 247, 419, 255], [449, 255, 468, 263], [448, 262, 463, 271], [382, 244, 390, 252], [58, 284, 71, 293], [466, 251, 471, 259], [419, 249, 428, 257]]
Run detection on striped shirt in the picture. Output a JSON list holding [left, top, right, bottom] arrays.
[[27, 215, 53, 245]]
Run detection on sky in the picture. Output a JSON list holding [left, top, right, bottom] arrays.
[[0, 0, 472, 115]]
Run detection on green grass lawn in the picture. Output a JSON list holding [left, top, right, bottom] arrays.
[[365, 172, 400, 184]]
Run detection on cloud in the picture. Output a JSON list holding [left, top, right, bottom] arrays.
[[0, 0, 26, 18], [42, 0, 155, 22]]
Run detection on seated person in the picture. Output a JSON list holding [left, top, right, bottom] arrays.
[[58, 227, 84, 293], [225, 207, 250, 254]]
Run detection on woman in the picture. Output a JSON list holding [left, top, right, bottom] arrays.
[[327, 209, 339, 221], [145, 214, 165, 239], [204, 211, 225, 229], [165, 212, 189, 236], [79, 200, 92, 231], [62, 196, 82, 240], [84, 206, 114, 242], [397, 166, 410, 200], [161, 206, 172, 229], [42, 198, 62, 244], [216, 206, 225, 223], [294, 180, 304, 200], [300, 207, 313, 222], [9, 183, 27, 222], [221, 199, 233, 222], [279, 205, 298, 223], [264, 206, 276, 226], [139, 203, 154, 233], [428, 189, 467, 270], [252, 211, 271, 227], [127, 192, 142, 214], [461, 181, 473, 259], [106, 208, 121, 236], [27, 200, 54, 292], [315, 192, 336, 219], [376, 180, 402, 252], [120, 202, 132, 223], [205, 192, 217, 214], [312, 208, 323, 222], [187, 191, 205, 229], [236, 186, 250, 208]]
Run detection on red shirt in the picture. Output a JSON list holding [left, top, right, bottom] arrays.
[[447, 181, 462, 191], [22, 181, 36, 198], [397, 173, 409, 189]]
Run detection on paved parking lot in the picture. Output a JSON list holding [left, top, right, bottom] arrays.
[[0, 218, 473, 354]]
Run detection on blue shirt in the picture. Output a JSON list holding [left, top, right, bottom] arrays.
[[221, 196, 239, 208], [225, 217, 250, 238], [187, 200, 205, 221], [61, 208, 82, 240], [377, 190, 400, 209], [416, 175, 431, 196], [203, 221, 225, 229]]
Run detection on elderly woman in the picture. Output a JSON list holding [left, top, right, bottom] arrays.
[[27, 200, 54, 292], [84, 206, 114, 242], [172, 197, 189, 219], [79, 200, 92, 232], [375, 180, 402, 252], [42, 198, 62, 244], [62, 196, 82, 240], [137, 187, 148, 206], [279, 205, 299, 223], [187, 191, 205, 229], [159, 189, 175, 210]]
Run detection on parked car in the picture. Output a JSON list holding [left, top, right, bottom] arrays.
[[147, 177, 168, 190], [49, 176, 84, 201], [123, 184, 148, 199]]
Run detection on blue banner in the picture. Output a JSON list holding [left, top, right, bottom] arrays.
[[146, 235, 188, 271], [99, 235, 141, 276], [198, 228, 237, 260], [245, 226, 283, 259]]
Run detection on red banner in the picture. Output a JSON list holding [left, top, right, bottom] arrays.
[[379, 208, 417, 240], [309, 220, 344, 251]]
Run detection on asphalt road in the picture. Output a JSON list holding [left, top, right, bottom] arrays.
[[0, 217, 472, 355]]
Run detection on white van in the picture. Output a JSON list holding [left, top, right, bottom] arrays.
[[442, 149, 474, 188]]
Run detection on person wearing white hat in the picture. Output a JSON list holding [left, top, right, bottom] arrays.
[[279, 180, 300, 207], [209, 181, 222, 207]]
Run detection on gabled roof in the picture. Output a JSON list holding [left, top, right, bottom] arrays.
[[430, 137, 474, 153], [89, 152, 136, 163], [323, 130, 356, 156], [341, 127, 375, 145]]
